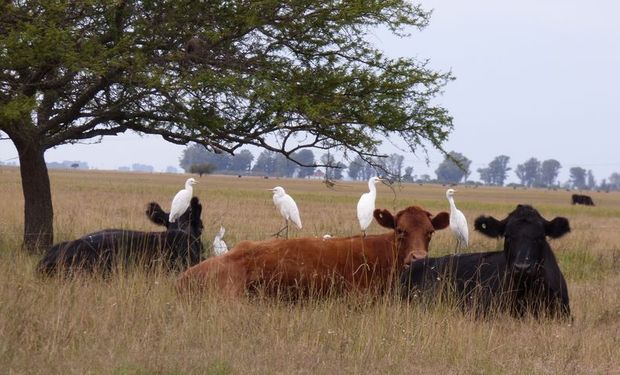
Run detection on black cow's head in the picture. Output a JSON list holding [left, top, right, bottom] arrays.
[[474, 204, 570, 274], [146, 197, 204, 237]]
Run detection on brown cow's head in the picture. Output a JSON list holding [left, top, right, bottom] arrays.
[[374, 206, 449, 265]]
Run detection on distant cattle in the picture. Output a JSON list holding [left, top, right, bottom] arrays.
[[571, 194, 595, 206], [177, 205, 450, 297], [37, 197, 204, 276], [401, 205, 571, 319]]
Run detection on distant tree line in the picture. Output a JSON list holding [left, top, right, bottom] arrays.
[[179, 144, 620, 191]]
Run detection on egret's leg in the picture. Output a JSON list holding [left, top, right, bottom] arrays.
[[285, 219, 289, 239], [362, 230, 367, 237], [273, 220, 289, 238]]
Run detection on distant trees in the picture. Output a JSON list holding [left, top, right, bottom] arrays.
[[321, 153, 346, 180], [587, 170, 596, 190], [348, 155, 376, 181], [515, 158, 541, 187], [608, 173, 620, 190], [291, 150, 316, 178], [435, 151, 471, 184], [477, 155, 511, 186], [190, 163, 215, 177], [379, 154, 406, 181], [540, 159, 562, 187], [180, 144, 254, 174], [569, 167, 587, 190]]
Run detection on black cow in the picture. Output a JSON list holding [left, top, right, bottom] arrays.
[[401, 205, 571, 319], [571, 194, 595, 206], [37, 197, 204, 276]]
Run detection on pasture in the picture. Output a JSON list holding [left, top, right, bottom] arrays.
[[0, 168, 619, 374]]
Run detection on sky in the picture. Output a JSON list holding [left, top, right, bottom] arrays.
[[1, 0, 619, 184]]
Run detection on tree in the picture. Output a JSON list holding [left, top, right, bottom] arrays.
[[321, 153, 346, 180], [477, 155, 510, 186], [609, 173, 620, 190], [435, 152, 471, 184], [1, 1, 453, 251], [540, 159, 562, 187], [291, 150, 315, 178], [587, 170, 596, 190], [252, 150, 277, 176], [190, 163, 215, 177], [348, 155, 376, 181], [569, 167, 587, 190], [228, 150, 254, 173], [383, 153, 405, 181], [402, 167, 414, 183], [514, 158, 541, 187], [180, 144, 230, 172]]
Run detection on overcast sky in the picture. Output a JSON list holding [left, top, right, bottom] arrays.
[[1, 0, 618, 183]]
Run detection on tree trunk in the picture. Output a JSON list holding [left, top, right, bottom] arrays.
[[15, 141, 54, 252]]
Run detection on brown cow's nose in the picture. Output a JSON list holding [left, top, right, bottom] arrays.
[[404, 250, 427, 267]]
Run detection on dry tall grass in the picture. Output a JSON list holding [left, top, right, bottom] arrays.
[[1, 168, 619, 374]]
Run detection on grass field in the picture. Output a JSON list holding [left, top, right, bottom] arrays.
[[1, 167, 619, 374]]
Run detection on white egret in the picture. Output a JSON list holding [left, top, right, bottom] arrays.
[[169, 178, 197, 223], [270, 186, 302, 238], [356, 176, 383, 236], [446, 188, 469, 252], [212, 226, 228, 256]]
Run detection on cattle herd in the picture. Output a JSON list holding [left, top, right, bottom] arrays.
[[37, 179, 593, 321]]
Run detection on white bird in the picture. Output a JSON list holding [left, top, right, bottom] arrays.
[[169, 178, 197, 223], [270, 186, 302, 238], [357, 176, 383, 236], [446, 188, 469, 252], [212, 226, 228, 256]]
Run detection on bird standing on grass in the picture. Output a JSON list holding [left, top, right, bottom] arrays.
[[212, 226, 228, 255], [357, 176, 383, 236], [270, 186, 302, 239], [446, 188, 468, 252], [169, 178, 197, 223]]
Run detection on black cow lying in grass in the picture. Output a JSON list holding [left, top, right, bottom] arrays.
[[37, 197, 204, 276], [571, 194, 595, 206], [401, 205, 571, 319]]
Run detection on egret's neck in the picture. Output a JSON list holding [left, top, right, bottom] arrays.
[[447, 195, 456, 210], [185, 182, 193, 191], [368, 180, 377, 194]]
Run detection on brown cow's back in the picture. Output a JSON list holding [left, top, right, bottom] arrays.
[[177, 234, 399, 297], [177, 205, 450, 298]]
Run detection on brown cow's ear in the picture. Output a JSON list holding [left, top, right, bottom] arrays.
[[374, 209, 395, 228], [431, 212, 450, 230]]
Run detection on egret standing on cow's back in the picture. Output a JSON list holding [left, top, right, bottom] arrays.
[[270, 186, 302, 238], [357, 176, 383, 236], [446, 188, 468, 252], [169, 178, 197, 223]]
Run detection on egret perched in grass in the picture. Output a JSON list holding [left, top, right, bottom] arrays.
[[169, 178, 197, 223], [357, 176, 383, 236], [212, 226, 228, 256], [270, 186, 302, 238], [446, 188, 468, 252]]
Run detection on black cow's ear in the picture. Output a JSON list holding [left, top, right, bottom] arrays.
[[146, 202, 169, 226], [545, 217, 570, 238], [474, 215, 505, 237], [431, 212, 450, 230], [374, 209, 395, 229], [190, 197, 202, 217]]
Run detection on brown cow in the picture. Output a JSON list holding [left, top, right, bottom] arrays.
[[177, 205, 449, 298]]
